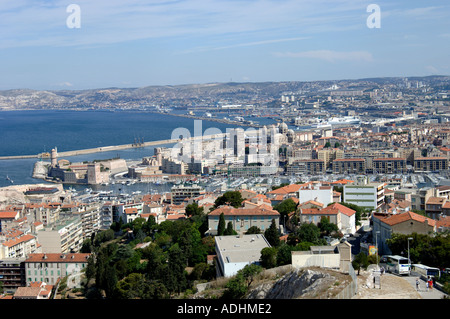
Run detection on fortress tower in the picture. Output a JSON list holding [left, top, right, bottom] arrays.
[[51, 147, 58, 167]]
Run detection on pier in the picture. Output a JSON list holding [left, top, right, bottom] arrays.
[[0, 133, 227, 161]]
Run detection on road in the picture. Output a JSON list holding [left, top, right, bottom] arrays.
[[402, 273, 448, 299]]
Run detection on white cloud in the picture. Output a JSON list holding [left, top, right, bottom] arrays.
[[273, 50, 373, 62], [0, 0, 365, 49], [177, 36, 310, 54]]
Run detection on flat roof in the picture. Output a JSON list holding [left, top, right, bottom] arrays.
[[215, 234, 270, 264]]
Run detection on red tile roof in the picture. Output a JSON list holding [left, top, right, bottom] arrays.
[[375, 211, 436, 227], [322, 203, 356, 217], [2, 234, 36, 248], [25, 253, 91, 263], [0, 211, 19, 219], [209, 205, 279, 216]]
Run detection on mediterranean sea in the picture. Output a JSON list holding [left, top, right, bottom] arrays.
[[0, 110, 252, 188]]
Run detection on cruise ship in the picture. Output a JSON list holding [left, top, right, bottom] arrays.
[[312, 116, 360, 128]]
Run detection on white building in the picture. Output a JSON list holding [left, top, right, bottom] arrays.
[[344, 180, 385, 210], [0, 234, 41, 259], [298, 185, 333, 207], [215, 234, 271, 277], [36, 216, 83, 253]]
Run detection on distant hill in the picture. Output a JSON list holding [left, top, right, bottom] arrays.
[[0, 75, 448, 110]]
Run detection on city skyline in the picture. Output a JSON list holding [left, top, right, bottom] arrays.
[[0, 0, 449, 90]]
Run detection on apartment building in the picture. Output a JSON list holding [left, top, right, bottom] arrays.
[[0, 258, 26, 293], [0, 233, 40, 259], [285, 159, 325, 175], [425, 196, 447, 220], [332, 158, 366, 174], [36, 216, 83, 253], [414, 157, 448, 172], [116, 202, 144, 224], [24, 203, 61, 226], [100, 202, 114, 230], [171, 185, 205, 205], [410, 187, 434, 211], [0, 211, 20, 233], [373, 157, 407, 174], [317, 148, 344, 169], [344, 180, 385, 210]]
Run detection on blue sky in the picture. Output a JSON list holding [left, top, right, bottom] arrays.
[[0, 0, 449, 90]]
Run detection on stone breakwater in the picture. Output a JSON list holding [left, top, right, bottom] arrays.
[[0, 133, 227, 160]]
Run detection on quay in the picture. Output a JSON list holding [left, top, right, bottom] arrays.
[[0, 133, 227, 161]]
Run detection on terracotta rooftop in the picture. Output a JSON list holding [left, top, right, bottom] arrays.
[[426, 197, 446, 205], [321, 203, 356, 217], [0, 211, 19, 219], [374, 211, 436, 227], [267, 183, 303, 195], [25, 253, 91, 263]]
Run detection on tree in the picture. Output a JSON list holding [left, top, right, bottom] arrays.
[[224, 221, 237, 236], [386, 233, 450, 269], [352, 252, 369, 275], [297, 222, 322, 244], [260, 247, 278, 269], [274, 198, 298, 225], [214, 191, 243, 208], [165, 243, 188, 294], [85, 255, 96, 283], [276, 243, 293, 266], [185, 202, 204, 217], [318, 216, 338, 236], [246, 226, 261, 234], [264, 219, 280, 247], [222, 264, 262, 299], [115, 273, 168, 299], [80, 238, 93, 253], [217, 213, 226, 236], [142, 215, 157, 236], [93, 229, 115, 247]]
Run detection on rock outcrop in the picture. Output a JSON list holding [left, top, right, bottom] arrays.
[[247, 268, 348, 299]]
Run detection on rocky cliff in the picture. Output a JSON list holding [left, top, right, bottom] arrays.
[[246, 267, 351, 299]]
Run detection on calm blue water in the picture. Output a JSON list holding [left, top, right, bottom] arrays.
[[0, 110, 250, 188]]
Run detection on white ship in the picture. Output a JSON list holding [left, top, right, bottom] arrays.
[[327, 116, 361, 126], [312, 116, 360, 128]]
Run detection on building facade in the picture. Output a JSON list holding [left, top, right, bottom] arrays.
[[25, 253, 90, 286], [414, 157, 448, 172], [332, 158, 366, 174], [208, 205, 280, 235], [343, 182, 385, 210], [373, 158, 407, 174]]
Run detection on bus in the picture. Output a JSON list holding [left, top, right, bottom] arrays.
[[411, 264, 440, 280], [384, 255, 411, 275]]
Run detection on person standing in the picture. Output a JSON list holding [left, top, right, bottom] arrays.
[[416, 278, 420, 291]]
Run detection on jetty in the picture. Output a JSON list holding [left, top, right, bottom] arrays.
[[0, 133, 227, 160]]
